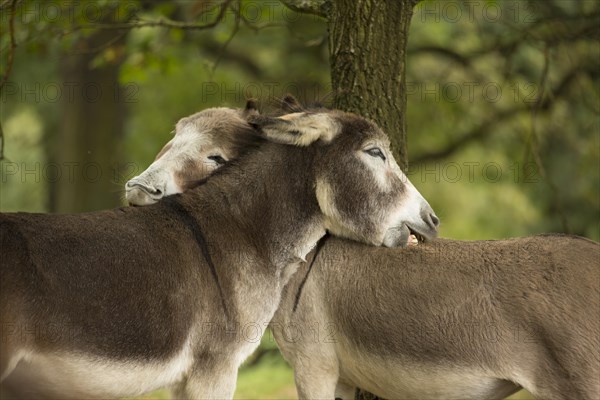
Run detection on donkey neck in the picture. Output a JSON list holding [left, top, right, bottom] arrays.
[[176, 143, 326, 269]]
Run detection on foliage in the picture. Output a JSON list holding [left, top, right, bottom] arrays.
[[407, 0, 600, 240]]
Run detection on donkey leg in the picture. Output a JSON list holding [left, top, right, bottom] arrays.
[[516, 363, 585, 400], [520, 342, 600, 400], [531, 358, 600, 400], [170, 381, 186, 399], [293, 364, 339, 399], [176, 362, 238, 400], [334, 381, 356, 400]]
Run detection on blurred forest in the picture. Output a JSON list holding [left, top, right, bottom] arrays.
[[1, 0, 599, 398]]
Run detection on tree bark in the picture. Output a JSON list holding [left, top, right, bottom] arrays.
[[280, 0, 330, 17], [329, 0, 417, 169]]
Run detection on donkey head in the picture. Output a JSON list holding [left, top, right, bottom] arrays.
[[125, 101, 259, 205], [249, 108, 439, 247]]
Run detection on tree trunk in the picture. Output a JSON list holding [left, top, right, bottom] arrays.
[[329, 0, 416, 169], [282, 1, 418, 399], [52, 28, 127, 213], [330, 2, 417, 397]]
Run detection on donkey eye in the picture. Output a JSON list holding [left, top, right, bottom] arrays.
[[365, 147, 386, 161], [208, 155, 227, 165]]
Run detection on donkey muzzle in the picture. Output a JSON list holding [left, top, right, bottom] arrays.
[[125, 180, 165, 206]]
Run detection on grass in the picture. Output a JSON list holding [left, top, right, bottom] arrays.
[[234, 355, 296, 399], [508, 390, 535, 399]]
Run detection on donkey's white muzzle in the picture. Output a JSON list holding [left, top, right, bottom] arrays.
[[125, 180, 165, 206]]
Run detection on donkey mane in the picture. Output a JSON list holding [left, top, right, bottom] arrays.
[[160, 196, 230, 319]]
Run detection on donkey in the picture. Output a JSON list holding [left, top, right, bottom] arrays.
[[129, 97, 599, 400], [0, 107, 438, 399], [125, 104, 260, 206], [275, 235, 599, 400]]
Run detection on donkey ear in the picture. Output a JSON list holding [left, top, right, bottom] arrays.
[[248, 112, 339, 146], [280, 94, 303, 112], [243, 98, 260, 117]]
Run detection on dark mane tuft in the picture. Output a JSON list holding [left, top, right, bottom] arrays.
[[268, 94, 332, 116]]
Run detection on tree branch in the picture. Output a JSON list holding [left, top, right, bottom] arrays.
[[279, 0, 330, 18], [411, 106, 524, 164], [62, 0, 234, 33], [411, 66, 588, 165], [409, 46, 471, 67], [202, 38, 263, 77], [408, 8, 600, 71]]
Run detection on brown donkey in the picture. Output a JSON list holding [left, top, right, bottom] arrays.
[[127, 97, 599, 400], [0, 105, 438, 399], [125, 104, 260, 206]]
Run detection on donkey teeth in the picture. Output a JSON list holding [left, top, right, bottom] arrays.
[[408, 234, 419, 246]]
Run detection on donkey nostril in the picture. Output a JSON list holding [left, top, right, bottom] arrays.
[[126, 181, 163, 198], [144, 186, 162, 197], [430, 213, 440, 227]]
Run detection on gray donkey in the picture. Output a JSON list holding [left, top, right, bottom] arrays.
[[128, 97, 599, 400], [0, 103, 438, 399], [275, 235, 598, 400]]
